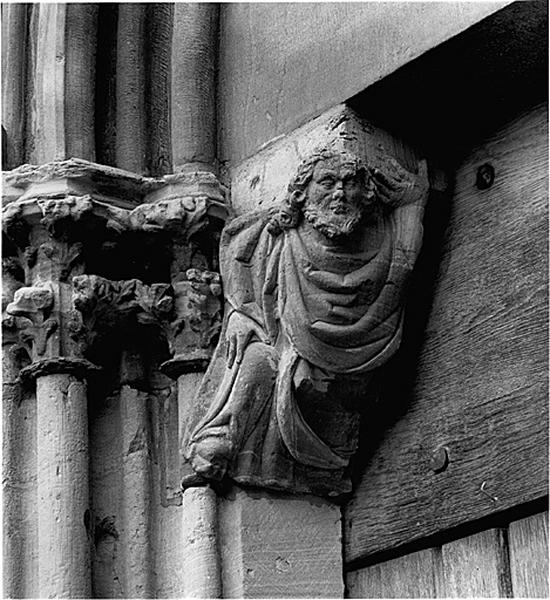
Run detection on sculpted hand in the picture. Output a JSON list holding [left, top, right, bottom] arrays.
[[371, 157, 429, 208], [226, 311, 267, 368]]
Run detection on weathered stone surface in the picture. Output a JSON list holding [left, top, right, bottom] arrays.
[[181, 486, 223, 598], [219, 488, 343, 598], [227, 105, 438, 218], [182, 141, 429, 497], [37, 373, 91, 598], [218, 2, 511, 166]]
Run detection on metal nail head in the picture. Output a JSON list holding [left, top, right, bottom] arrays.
[[476, 164, 495, 190], [430, 446, 449, 473]]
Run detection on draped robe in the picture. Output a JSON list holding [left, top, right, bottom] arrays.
[[181, 203, 420, 496]]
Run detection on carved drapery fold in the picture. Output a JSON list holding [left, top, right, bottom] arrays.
[[181, 147, 429, 498]]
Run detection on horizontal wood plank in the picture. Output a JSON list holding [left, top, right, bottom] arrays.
[[346, 548, 440, 598], [508, 511, 549, 598], [439, 529, 512, 597], [345, 102, 548, 562]]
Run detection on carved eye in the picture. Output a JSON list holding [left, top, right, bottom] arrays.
[[319, 177, 335, 189]]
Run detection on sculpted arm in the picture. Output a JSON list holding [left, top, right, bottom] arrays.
[[371, 157, 429, 267], [225, 309, 269, 367]]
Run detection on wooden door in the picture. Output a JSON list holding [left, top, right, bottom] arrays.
[[344, 3, 548, 597]]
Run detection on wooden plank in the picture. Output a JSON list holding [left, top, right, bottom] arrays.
[[346, 548, 440, 598], [439, 529, 512, 597], [508, 511, 549, 598], [345, 102, 548, 562], [218, 2, 510, 166]]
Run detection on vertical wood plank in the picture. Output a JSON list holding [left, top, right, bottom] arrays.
[[508, 511, 549, 598], [439, 529, 512, 597], [346, 548, 440, 598]]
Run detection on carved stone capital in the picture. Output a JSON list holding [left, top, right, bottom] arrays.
[[160, 268, 223, 378], [4, 281, 97, 382], [104, 195, 216, 241], [6, 283, 56, 357], [3, 159, 228, 381], [72, 275, 174, 351], [3, 159, 228, 236]]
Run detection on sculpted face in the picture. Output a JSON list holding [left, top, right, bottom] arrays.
[[303, 157, 371, 239]]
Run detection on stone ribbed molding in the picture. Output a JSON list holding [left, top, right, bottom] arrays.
[[2, 158, 227, 598]]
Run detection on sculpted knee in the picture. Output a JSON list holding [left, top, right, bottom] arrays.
[[237, 342, 278, 390]]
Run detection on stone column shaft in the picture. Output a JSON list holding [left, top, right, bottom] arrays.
[[171, 4, 219, 173], [120, 384, 154, 598], [182, 486, 223, 598], [36, 373, 91, 598], [2, 344, 26, 598]]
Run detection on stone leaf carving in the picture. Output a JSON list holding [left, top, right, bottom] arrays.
[[160, 268, 223, 377], [72, 275, 174, 353], [105, 196, 211, 239], [181, 147, 429, 498], [37, 195, 95, 237], [5, 283, 57, 359]]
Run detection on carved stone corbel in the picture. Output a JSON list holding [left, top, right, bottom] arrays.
[[181, 146, 430, 498]]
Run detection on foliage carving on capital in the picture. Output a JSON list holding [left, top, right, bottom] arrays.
[[36, 195, 95, 237], [160, 268, 223, 378], [5, 284, 57, 359], [72, 275, 174, 346], [104, 196, 213, 240]]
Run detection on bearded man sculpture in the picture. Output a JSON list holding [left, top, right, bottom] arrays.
[[181, 148, 429, 497]]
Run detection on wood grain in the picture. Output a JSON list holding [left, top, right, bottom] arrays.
[[346, 548, 440, 598], [345, 103, 548, 562], [508, 511, 549, 598], [439, 529, 512, 597], [218, 2, 510, 166]]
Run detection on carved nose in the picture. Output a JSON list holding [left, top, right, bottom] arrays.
[[333, 185, 345, 200]]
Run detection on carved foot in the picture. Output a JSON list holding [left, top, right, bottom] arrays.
[[189, 436, 233, 481]]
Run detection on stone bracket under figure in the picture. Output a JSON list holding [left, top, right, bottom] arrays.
[[181, 147, 429, 498]]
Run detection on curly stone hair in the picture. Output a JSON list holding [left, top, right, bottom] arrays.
[[267, 147, 370, 236]]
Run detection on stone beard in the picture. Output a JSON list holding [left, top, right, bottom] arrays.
[[181, 149, 428, 497]]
